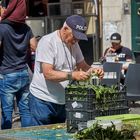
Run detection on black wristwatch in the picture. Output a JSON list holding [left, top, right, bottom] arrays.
[[67, 72, 72, 80]]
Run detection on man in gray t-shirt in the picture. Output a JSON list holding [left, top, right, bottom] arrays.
[[29, 15, 104, 126]]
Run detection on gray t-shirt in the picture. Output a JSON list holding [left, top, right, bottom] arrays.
[[30, 30, 84, 104]]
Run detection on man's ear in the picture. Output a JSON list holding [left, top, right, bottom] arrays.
[[63, 26, 69, 31]]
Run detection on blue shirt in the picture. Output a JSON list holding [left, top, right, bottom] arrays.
[[0, 22, 33, 74]]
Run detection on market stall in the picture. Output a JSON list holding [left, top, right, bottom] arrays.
[[0, 124, 72, 140]]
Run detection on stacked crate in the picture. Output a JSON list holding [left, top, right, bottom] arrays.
[[65, 85, 129, 133]]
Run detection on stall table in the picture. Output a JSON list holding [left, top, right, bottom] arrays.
[[0, 124, 73, 140], [0, 122, 140, 139]]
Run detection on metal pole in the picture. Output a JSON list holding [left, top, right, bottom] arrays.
[[92, 0, 100, 62]]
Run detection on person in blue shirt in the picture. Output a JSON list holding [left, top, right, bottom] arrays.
[[0, 0, 37, 129]]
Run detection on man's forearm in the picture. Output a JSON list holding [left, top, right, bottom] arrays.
[[43, 69, 70, 82]]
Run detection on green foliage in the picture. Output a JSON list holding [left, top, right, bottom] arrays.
[[74, 122, 136, 140], [66, 83, 119, 111]]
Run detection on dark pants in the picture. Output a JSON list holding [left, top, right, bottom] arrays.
[[29, 94, 66, 126]]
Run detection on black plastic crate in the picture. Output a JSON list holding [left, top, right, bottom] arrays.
[[66, 86, 127, 111], [95, 92, 128, 110], [66, 107, 129, 133], [65, 86, 96, 110], [65, 93, 96, 110], [66, 109, 96, 121], [66, 110, 96, 133], [65, 86, 129, 133], [96, 107, 129, 116]]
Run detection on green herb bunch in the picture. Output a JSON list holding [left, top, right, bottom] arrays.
[[66, 82, 119, 111], [74, 122, 136, 140]]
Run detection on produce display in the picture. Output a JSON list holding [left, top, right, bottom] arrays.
[[96, 114, 140, 131], [66, 83, 128, 112], [74, 122, 136, 140], [65, 81, 128, 133], [0, 124, 72, 140]]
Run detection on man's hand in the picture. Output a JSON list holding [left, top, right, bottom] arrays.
[[106, 47, 116, 54], [72, 70, 90, 81], [87, 67, 104, 79]]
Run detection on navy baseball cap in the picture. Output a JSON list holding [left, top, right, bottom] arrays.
[[110, 33, 121, 43], [65, 15, 88, 40]]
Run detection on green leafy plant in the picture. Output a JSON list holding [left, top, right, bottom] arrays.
[[66, 82, 119, 111], [74, 122, 136, 140]]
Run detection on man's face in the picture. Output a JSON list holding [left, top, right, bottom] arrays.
[[64, 27, 79, 46], [111, 42, 121, 50]]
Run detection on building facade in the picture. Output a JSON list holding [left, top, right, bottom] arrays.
[[26, 0, 139, 61]]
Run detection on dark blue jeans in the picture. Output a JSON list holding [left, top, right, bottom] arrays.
[[0, 69, 32, 129], [29, 94, 66, 126]]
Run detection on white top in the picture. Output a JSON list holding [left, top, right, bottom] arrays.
[[30, 30, 84, 104]]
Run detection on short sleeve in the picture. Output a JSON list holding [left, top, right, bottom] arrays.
[[74, 43, 84, 63], [125, 48, 133, 59], [35, 37, 55, 65]]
